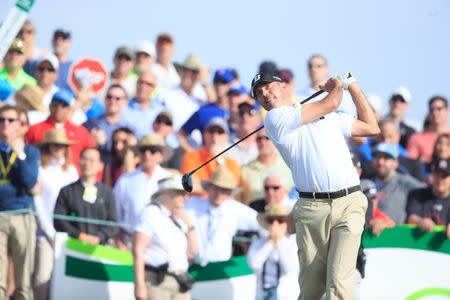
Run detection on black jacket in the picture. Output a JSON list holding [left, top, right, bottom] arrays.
[[54, 180, 118, 244]]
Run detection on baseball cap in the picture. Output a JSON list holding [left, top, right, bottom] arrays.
[[37, 53, 59, 71], [228, 83, 248, 96], [51, 89, 74, 106], [238, 101, 259, 117], [155, 111, 173, 126], [114, 46, 135, 60], [431, 159, 450, 176], [250, 73, 283, 98], [204, 117, 229, 135], [213, 68, 235, 84], [156, 32, 173, 45], [136, 40, 155, 57], [53, 29, 71, 40], [277, 68, 294, 83], [9, 38, 26, 54], [391, 86, 411, 103], [360, 179, 378, 199], [372, 143, 399, 160]]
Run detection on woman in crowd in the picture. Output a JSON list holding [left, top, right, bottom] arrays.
[[133, 176, 198, 300], [247, 204, 299, 300], [33, 128, 78, 300], [103, 126, 139, 187]]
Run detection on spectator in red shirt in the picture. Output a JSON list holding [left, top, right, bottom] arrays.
[[26, 89, 95, 172]]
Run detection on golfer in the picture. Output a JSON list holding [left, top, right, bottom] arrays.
[[251, 72, 379, 300]]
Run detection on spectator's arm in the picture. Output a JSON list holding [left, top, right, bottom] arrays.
[[97, 188, 118, 244], [247, 238, 272, 272], [53, 188, 82, 238], [132, 231, 151, 300], [12, 145, 39, 189]]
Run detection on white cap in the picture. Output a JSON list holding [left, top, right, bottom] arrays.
[[392, 86, 411, 103], [151, 175, 186, 201], [37, 53, 59, 71], [366, 94, 383, 114], [135, 40, 156, 57]]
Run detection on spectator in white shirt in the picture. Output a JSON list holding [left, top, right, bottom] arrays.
[[33, 128, 78, 300], [248, 204, 299, 300], [250, 174, 295, 213], [114, 133, 172, 250], [133, 176, 197, 300], [185, 168, 259, 266], [151, 33, 180, 91]]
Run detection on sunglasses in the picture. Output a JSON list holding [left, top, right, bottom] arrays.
[[139, 146, 162, 154], [308, 63, 325, 69], [105, 94, 124, 101], [49, 143, 68, 149], [117, 54, 132, 61], [264, 185, 281, 191], [51, 101, 69, 108], [266, 216, 287, 224], [206, 128, 225, 135], [0, 117, 18, 124], [256, 136, 270, 142], [37, 66, 55, 73], [137, 80, 156, 88]]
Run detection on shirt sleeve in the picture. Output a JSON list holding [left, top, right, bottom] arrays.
[[264, 105, 302, 143], [134, 206, 156, 238], [335, 112, 355, 138]]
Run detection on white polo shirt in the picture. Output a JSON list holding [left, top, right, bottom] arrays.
[[114, 166, 171, 235], [185, 197, 259, 266], [135, 204, 189, 272], [264, 104, 359, 192]]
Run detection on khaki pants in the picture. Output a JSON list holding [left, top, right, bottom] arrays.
[[0, 214, 36, 300], [33, 239, 54, 300], [145, 270, 190, 300], [292, 191, 367, 300]]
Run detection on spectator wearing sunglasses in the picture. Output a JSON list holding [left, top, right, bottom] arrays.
[[83, 84, 134, 161], [240, 128, 294, 204], [408, 96, 450, 163], [121, 71, 165, 139], [250, 174, 295, 213], [0, 38, 36, 90], [227, 101, 261, 166], [248, 204, 299, 300], [114, 133, 173, 250], [153, 111, 184, 170], [108, 46, 138, 98]]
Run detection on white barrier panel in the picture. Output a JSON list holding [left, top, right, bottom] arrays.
[[50, 226, 450, 300]]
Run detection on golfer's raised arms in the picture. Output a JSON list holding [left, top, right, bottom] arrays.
[[300, 77, 343, 124], [348, 82, 381, 137]]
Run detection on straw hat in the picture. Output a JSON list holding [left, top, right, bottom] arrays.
[[137, 133, 173, 162], [257, 204, 290, 230], [151, 175, 186, 201], [201, 168, 238, 191], [41, 128, 74, 146], [174, 53, 202, 72], [15, 84, 46, 112]]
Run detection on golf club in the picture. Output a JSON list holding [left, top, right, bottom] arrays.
[[181, 89, 325, 192]]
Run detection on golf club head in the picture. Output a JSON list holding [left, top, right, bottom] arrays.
[[181, 173, 193, 192]]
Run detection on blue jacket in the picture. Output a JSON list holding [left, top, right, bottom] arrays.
[[0, 143, 40, 211]]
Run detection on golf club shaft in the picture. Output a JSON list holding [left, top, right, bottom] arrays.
[[188, 89, 325, 176]]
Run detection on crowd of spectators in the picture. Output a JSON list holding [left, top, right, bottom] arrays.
[[0, 20, 449, 300]]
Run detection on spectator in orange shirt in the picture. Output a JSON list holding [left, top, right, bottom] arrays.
[[181, 117, 240, 194], [25, 89, 96, 172]]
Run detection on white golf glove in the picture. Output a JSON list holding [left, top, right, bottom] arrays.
[[337, 72, 356, 90]]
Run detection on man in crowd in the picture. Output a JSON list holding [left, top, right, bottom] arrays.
[[121, 71, 165, 138], [250, 174, 295, 213], [408, 96, 449, 163], [240, 128, 293, 204], [35, 54, 60, 109], [114, 133, 172, 249], [185, 168, 259, 266], [109, 46, 137, 98], [383, 87, 416, 148], [26, 89, 96, 171], [407, 159, 450, 238], [0, 38, 36, 90], [151, 33, 179, 90], [134, 40, 155, 75], [52, 29, 73, 92], [0, 105, 40, 300], [371, 143, 424, 225], [54, 147, 117, 245]]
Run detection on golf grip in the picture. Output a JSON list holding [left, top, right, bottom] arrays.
[[188, 89, 325, 175]]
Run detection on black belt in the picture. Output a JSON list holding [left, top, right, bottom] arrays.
[[297, 185, 361, 200], [145, 263, 168, 273]]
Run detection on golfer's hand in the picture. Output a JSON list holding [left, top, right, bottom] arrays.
[[337, 72, 357, 90], [319, 77, 342, 93]]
